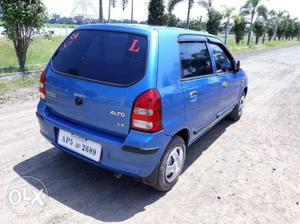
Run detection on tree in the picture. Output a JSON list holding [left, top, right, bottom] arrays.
[[232, 16, 247, 45], [148, 0, 165, 25], [256, 5, 268, 43], [130, 0, 134, 23], [253, 19, 265, 44], [277, 19, 286, 40], [285, 17, 297, 40], [206, 9, 222, 35], [168, 0, 194, 29], [0, 0, 46, 72], [222, 6, 235, 45], [189, 17, 205, 31], [99, 0, 104, 22], [198, 0, 214, 13], [267, 26, 275, 42], [272, 10, 288, 40], [165, 13, 180, 27], [296, 22, 300, 41], [108, 0, 129, 23], [241, 0, 263, 45]]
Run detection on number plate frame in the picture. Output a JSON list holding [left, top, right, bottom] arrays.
[[57, 129, 102, 162]]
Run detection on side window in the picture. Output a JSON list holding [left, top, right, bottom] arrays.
[[210, 43, 234, 73], [179, 42, 212, 79]]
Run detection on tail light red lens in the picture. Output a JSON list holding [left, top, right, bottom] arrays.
[[130, 89, 163, 133], [39, 70, 46, 101]]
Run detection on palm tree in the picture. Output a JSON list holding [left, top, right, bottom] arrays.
[[272, 10, 288, 40], [99, 0, 104, 23], [256, 5, 268, 43], [130, 0, 134, 23], [198, 0, 214, 13], [168, 0, 194, 29], [108, 0, 129, 23], [241, 0, 263, 46], [168, 0, 214, 29], [222, 6, 235, 45]]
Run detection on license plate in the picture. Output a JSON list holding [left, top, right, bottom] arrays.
[[58, 129, 102, 162]]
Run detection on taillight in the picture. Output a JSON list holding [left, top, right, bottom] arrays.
[[39, 70, 46, 101], [130, 89, 163, 132]]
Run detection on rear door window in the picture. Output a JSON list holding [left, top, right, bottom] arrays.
[[52, 30, 148, 86], [179, 42, 212, 79]]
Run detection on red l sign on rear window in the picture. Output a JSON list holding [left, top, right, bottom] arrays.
[[128, 39, 140, 53]]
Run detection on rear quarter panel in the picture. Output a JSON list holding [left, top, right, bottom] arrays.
[[156, 30, 190, 140]]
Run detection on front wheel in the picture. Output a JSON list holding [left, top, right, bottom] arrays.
[[153, 136, 186, 192], [228, 93, 246, 121]]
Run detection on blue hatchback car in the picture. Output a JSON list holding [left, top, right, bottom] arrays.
[[36, 24, 248, 191]]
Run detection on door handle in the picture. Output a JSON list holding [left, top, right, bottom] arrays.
[[190, 91, 198, 97], [222, 81, 229, 88]]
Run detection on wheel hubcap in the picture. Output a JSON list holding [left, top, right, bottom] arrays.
[[165, 146, 184, 183], [238, 95, 245, 116]]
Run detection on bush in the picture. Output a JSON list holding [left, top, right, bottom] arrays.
[[232, 16, 247, 45], [164, 13, 179, 27], [190, 18, 205, 31], [148, 0, 165, 25], [206, 9, 223, 35], [253, 20, 265, 44]]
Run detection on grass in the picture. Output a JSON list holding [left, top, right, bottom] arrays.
[[0, 36, 65, 72], [44, 23, 77, 29], [225, 35, 300, 55], [0, 76, 39, 93]]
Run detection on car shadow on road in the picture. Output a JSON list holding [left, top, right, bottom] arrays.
[[13, 119, 232, 222]]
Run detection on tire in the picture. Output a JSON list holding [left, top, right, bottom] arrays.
[[152, 136, 186, 192], [228, 92, 246, 121]]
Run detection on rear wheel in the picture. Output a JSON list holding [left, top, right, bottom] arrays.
[[228, 93, 246, 121], [153, 136, 186, 192]]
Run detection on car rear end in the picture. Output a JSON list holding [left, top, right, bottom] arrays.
[[36, 25, 172, 178]]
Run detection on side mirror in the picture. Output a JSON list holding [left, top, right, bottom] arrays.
[[235, 60, 241, 72]]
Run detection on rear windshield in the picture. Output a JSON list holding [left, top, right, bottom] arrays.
[[51, 30, 148, 86]]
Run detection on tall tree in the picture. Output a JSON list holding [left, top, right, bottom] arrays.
[[108, 0, 128, 23], [206, 9, 222, 35], [222, 6, 235, 45], [168, 0, 194, 29], [198, 0, 214, 13], [148, 0, 165, 25], [232, 15, 247, 45], [99, 0, 104, 22], [253, 19, 265, 44], [241, 0, 263, 46], [130, 0, 134, 23], [0, 0, 46, 72], [271, 10, 288, 40]]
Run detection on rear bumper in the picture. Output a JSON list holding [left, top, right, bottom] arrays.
[[36, 101, 171, 178]]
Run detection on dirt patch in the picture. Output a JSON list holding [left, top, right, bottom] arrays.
[[0, 84, 39, 107]]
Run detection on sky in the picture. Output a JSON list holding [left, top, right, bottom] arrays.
[[43, 0, 300, 21]]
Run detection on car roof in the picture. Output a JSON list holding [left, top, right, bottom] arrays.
[[77, 23, 221, 42]]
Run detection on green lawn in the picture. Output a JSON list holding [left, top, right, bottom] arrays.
[[0, 76, 39, 93], [44, 23, 77, 28], [225, 35, 300, 55], [0, 36, 65, 72]]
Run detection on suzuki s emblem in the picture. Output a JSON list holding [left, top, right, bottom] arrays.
[[110, 111, 126, 117]]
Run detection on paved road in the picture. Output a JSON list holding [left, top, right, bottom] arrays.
[[1, 45, 300, 224]]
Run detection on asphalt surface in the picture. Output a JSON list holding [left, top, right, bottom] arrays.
[[0, 45, 300, 224]]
